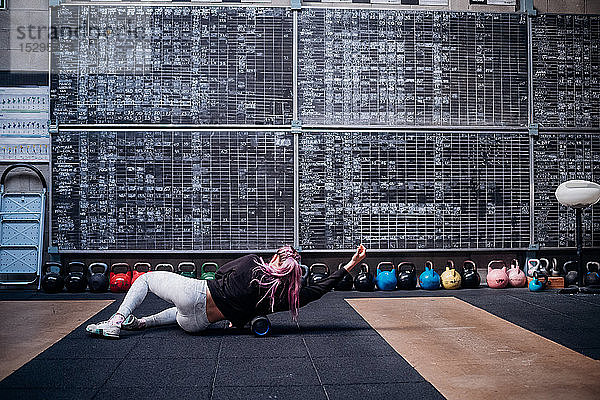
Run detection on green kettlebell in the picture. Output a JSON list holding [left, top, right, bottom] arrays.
[[200, 262, 219, 280], [178, 262, 197, 279]]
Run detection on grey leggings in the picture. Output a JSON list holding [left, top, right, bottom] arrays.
[[116, 271, 211, 333]]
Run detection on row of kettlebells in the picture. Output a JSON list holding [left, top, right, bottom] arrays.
[[527, 258, 600, 287], [303, 259, 554, 291], [303, 260, 482, 291], [41, 261, 220, 293]]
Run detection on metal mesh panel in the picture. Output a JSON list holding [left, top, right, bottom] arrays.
[[52, 131, 294, 250], [299, 131, 530, 250], [532, 14, 600, 128], [297, 9, 528, 127], [50, 6, 293, 125], [534, 132, 600, 248]]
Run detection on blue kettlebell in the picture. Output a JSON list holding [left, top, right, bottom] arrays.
[[529, 271, 548, 292], [419, 261, 441, 290], [375, 262, 397, 291]]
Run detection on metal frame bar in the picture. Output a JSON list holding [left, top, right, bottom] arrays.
[[56, 2, 290, 8], [292, 11, 300, 249], [527, 14, 536, 247], [48, 8, 55, 254], [57, 246, 532, 254], [57, 124, 294, 130]]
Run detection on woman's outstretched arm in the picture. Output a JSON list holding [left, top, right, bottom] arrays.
[[274, 245, 367, 311]]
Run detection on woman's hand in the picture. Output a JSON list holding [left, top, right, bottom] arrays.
[[352, 244, 366, 265], [344, 244, 366, 272]]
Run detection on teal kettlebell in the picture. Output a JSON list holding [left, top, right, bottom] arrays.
[[375, 262, 397, 291], [528, 271, 548, 292], [419, 261, 441, 290]]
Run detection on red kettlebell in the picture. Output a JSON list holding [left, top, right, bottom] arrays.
[[110, 263, 132, 292], [507, 259, 527, 288], [486, 260, 509, 289], [132, 262, 151, 285]]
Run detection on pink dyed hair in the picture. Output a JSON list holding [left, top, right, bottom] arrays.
[[252, 245, 302, 321]]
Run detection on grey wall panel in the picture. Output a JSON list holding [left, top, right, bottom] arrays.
[[50, 6, 294, 126], [532, 14, 600, 128], [534, 132, 600, 248], [297, 9, 528, 127], [299, 131, 531, 250], [51, 130, 294, 251]]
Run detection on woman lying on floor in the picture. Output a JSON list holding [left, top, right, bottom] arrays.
[[86, 244, 367, 338]]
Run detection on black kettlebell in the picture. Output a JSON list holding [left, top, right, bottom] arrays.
[[550, 258, 562, 277], [64, 261, 88, 292], [41, 262, 64, 293], [584, 261, 600, 287], [88, 262, 109, 293], [461, 260, 481, 289], [300, 264, 309, 287], [154, 263, 174, 272], [397, 262, 417, 290], [539, 258, 551, 275], [308, 263, 329, 286], [563, 261, 578, 286], [353, 263, 375, 292], [333, 263, 353, 291]]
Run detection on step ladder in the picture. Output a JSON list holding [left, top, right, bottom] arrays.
[[0, 164, 47, 289]]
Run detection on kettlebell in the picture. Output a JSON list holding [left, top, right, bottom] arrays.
[[584, 261, 600, 287], [65, 261, 88, 292], [550, 258, 562, 277], [88, 262, 109, 293], [354, 263, 375, 292], [334, 263, 354, 291], [440, 260, 461, 290], [526, 258, 541, 278], [396, 262, 417, 290], [132, 262, 151, 284], [461, 260, 481, 289], [375, 262, 397, 291], [308, 263, 330, 286], [41, 262, 64, 293], [563, 260, 578, 286], [529, 271, 548, 292], [419, 261, 440, 290], [539, 258, 551, 275], [300, 264, 309, 287], [178, 262, 197, 279], [154, 263, 174, 272], [507, 259, 527, 288], [250, 316, 271, 337], [110, 263, 132, 292], [486, 260, 509, 289], [199, 262, 218, 280]]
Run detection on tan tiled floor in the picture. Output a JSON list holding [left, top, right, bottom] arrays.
[[347, 297, 600, 400], [0, 300, 113, 381]]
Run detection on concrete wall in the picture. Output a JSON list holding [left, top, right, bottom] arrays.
[[0, 0, 49, 72], [534, 0, 600, 13]]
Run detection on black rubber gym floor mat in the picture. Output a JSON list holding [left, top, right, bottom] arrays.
[[1, 288, 599, 400], [0, 292, 443, 400]]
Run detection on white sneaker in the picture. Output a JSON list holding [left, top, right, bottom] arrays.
[[86, 320, 121, 339], [121, 315, 145, 331]]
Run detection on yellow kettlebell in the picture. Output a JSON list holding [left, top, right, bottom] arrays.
[[441, 260, 462, 290]]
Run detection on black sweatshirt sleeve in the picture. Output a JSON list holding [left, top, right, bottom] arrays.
[[272, 268, 351, 312]]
